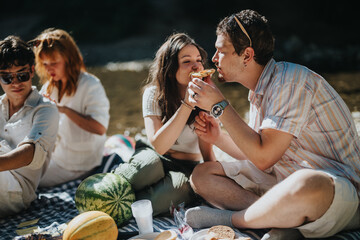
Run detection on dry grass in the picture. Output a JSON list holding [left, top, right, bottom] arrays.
[[86, 65, 360, 139]]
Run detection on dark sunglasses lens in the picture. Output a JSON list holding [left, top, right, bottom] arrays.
[[0, 72, 30, 84], [17, 72, 30, 82], [0, 74, 13, 84]]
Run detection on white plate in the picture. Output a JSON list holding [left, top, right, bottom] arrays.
[[129, 232, 160, 239], [190, 228, 248, 240]]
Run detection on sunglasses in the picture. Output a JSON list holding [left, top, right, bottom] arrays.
[[0, 70, 31, 85], [234, 16, 252, 47], [28, 35, 66, 48], [29, 38, 55, 48]]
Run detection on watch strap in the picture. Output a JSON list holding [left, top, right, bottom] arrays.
[[210, 99, 229, 118], [218, 100, 229, 110]]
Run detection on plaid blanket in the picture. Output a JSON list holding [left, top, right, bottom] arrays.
[[0, 179, 264, 240], [0, 178, 359, 239]]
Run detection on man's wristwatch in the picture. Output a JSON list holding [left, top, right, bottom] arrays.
[[210, 100, 229, 118]]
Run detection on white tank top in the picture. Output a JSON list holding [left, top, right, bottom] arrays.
[[142, 86, 200, 154]]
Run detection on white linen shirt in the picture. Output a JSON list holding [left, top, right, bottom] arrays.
[[40, 72, 110, 171], [0, 87, 59, 204], [142, 86, 200, 154]]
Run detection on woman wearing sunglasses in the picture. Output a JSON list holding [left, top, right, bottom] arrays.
[[32, 28, 110, 187], [0, 35, 59, 216]]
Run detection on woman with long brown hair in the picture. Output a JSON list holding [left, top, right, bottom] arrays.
[[114, 33, 216, 215], [32, 28, 110, 187]]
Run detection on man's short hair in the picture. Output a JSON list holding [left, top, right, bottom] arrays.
[[0, 35, 35, 70], [216, 9, 275, 65]]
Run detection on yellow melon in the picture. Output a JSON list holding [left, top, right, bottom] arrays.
[[63, 211, 118, 240]]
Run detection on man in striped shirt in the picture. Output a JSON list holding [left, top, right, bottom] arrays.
[[185, 9, 360, 239]]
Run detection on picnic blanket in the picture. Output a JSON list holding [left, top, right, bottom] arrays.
[[0, 178, 264, 239], [1, 177, 360, 240], [1, 133, 360, 239]]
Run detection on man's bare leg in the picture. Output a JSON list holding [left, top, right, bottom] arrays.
[[232, 169, 335, 229], [187, 168, 333, 240], [190, 161, 259, 210]]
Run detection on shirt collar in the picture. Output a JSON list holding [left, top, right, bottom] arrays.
[[248, 58, 276, 104], [24, 86, 41, 107]]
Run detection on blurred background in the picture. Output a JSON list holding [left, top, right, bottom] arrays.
[[1, 0, 360, 136]]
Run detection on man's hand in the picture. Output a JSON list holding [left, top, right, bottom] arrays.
[[188, 77, 225, 111]]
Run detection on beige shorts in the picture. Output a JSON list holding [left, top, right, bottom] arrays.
[[220, 161, 359, 238], [220, 160, 277, 196]]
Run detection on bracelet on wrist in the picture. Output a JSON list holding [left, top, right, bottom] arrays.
[[181, 100, 195, 110]]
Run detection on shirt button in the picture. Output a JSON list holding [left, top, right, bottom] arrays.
[[4, 129, 7, 132]]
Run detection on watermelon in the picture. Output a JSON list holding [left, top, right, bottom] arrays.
[[75, 173, 136, 226]]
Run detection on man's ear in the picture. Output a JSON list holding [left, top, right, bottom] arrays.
[[30, 65, 35, 78], [243, 47, 254, 63]]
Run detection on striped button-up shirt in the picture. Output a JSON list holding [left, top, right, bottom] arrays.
[[248, 59, 360, 196]]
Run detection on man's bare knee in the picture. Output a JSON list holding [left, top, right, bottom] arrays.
[[190, 162, 221, 194], [287, 169, 334, 221], [290, 169, 334, 196], [190, 162, 210, 192]]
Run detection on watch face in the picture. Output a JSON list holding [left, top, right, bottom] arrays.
[[211, 105, 223, 118], [211, 100, 229, 118]]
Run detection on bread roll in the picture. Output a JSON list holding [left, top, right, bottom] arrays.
[[206, 225, 235, 240], [154, 230, 177, 240]]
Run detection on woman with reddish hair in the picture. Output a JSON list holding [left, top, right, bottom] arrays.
[[32, 28, 110, 187]]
